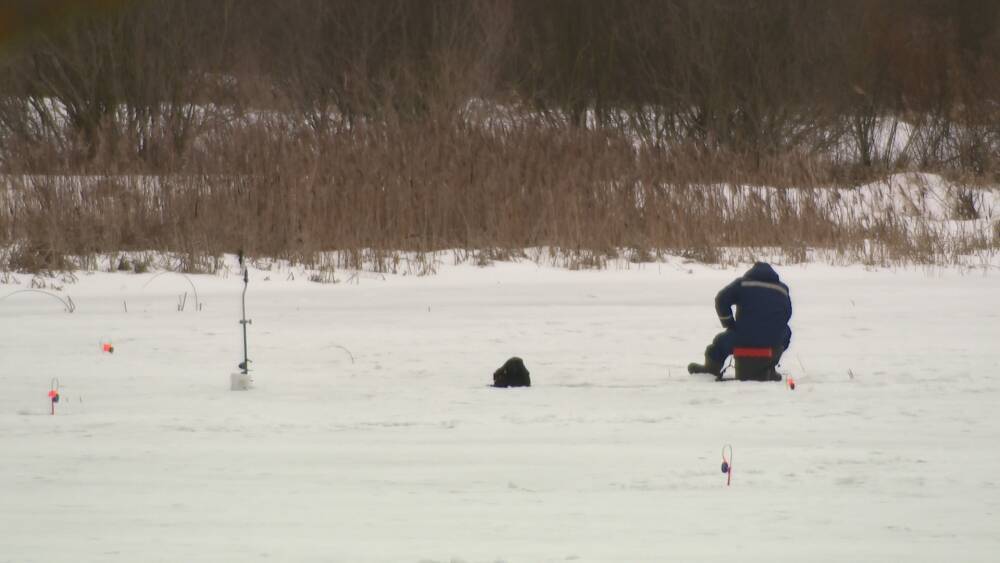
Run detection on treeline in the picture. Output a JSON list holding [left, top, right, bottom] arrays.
[[0, 1, 997, 268], [1, 0, 998, 175]]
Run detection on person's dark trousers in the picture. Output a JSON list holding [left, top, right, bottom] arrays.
[[706, 329, 737, 364]]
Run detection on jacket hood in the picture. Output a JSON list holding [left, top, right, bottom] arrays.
[[743, 261, 780, 282]]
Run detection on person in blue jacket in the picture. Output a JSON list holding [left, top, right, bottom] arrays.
[[688, 262, 792, 377]]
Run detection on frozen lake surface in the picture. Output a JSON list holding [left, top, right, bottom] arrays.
[[1, 258, 998, 562]]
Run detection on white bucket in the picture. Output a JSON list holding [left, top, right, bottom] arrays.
[[230, 372, 253, 391]]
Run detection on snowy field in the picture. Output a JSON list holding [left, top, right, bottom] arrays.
[[1, 258, 999, 562]]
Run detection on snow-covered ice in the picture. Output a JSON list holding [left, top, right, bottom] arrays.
[[1, 258, 998, 562]]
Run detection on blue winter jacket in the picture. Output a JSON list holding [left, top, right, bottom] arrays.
[[715, 262, 792, 348]]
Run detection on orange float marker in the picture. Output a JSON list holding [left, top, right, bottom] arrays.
[[48, 381, 60, 415]]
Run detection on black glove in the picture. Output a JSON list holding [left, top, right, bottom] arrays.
[[721, 318, 735, 330]]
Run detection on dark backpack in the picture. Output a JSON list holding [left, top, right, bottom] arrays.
[[493, 357, 531, 387]]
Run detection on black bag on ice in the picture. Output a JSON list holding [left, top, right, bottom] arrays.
[[493, 357, 531, 388]]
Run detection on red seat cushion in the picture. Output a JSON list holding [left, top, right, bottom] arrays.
[[733, 347, 773, 358]]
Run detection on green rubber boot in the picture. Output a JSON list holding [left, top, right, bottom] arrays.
[[687, 356, 723, 377]]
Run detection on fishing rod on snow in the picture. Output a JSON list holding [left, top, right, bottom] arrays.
[[238, 250, 251, 374], [721, 444, 733, 486], [232, 250, 253, 390]]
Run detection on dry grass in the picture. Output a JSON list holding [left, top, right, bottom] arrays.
[[0, 105, 996, 274]]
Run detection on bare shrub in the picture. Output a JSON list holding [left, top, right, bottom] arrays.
[[7, 242, 72, 273], [953, 189, 980, 220]]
